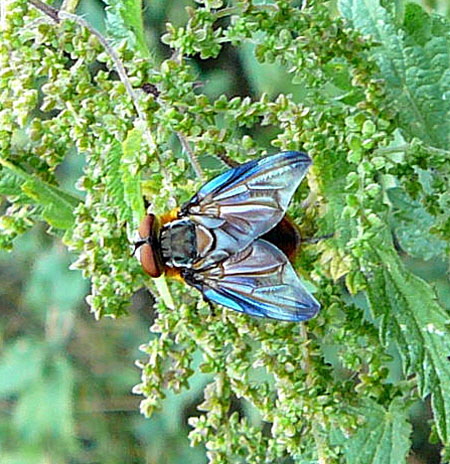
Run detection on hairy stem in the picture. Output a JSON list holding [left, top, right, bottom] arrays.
[[300, 324, 329, 464], [28, 0, 157, 157]]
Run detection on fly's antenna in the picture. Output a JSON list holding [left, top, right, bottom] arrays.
[[131, 239, 147, 257]]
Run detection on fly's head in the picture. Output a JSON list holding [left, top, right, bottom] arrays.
[[134, 214, 164, 277]]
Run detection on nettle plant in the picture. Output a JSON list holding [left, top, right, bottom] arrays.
[[2, 0, 450, 462]]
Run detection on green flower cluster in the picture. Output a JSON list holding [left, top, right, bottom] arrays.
[[2, 0, 450, 462]]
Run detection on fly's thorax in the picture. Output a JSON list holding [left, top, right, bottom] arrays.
[[160, 218, 216, 268], [160, 219, 196, 267], [194, 222, 215, 259]]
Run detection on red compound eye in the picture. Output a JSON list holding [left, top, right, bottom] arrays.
[[136, 214, 163, 278], [139, 214, 153, 239]]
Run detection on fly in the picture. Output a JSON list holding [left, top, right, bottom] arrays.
[[134, 151, 320, 322]]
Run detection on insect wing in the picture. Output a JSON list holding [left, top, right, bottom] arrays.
[[182, 151, 312, 269], [185, 239, 320, 322]]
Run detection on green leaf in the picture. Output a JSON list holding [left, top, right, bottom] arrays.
[[387, 187, 447, 260], [103, 136, 147, 230], [0, 340, 45, 396], [104, 0, 149, 56], [40, 202, 75, 230], [366, 245, 450, 442], [338, 0, 450, 149], [403, 3, 432, 45], [0, 158, 79, 230], [0, 170, 22, 196], [121, 128, 145, 231], [104, 140, 134, 224], [24, 244, 87, 318], [14, 356, 75, 448], [342, 398, 412, 464]]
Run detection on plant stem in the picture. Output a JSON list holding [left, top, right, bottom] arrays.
[[28, 0, 60, 22], [300, 324, 329, 464], [176, 132, 205, 180], [28, 0, 157, 156]]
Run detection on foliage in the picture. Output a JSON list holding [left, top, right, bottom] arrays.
[[1, 0, 450, 463]]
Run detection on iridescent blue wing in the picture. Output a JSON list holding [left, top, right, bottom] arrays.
[[181, 151, 312, 269], [183, 240, 320, 322]]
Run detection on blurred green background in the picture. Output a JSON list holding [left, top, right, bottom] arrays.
[[2, 0, 450, 463]]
